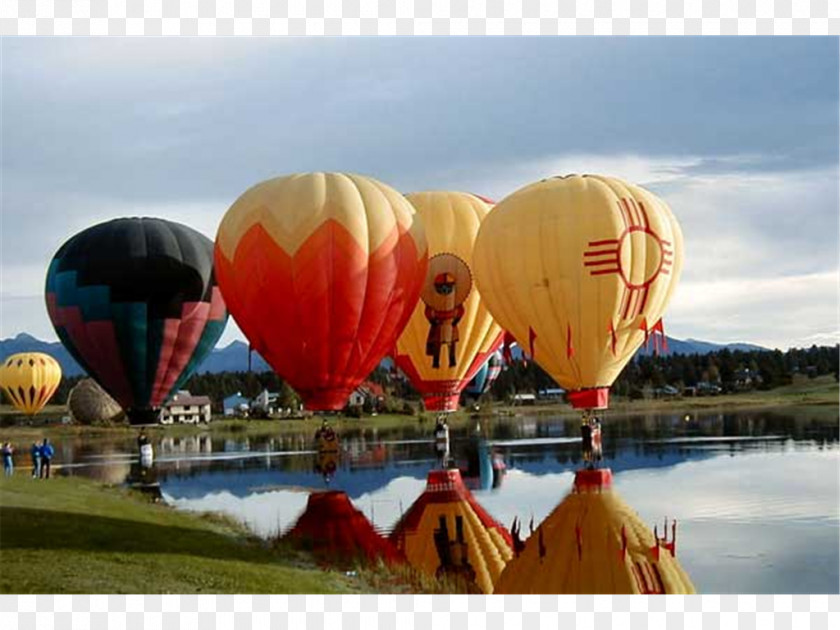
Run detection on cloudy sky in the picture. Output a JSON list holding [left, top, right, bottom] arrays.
[[1, 37, 837, 350]]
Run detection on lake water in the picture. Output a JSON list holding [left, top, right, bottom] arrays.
[[46, 408, 839, 594]]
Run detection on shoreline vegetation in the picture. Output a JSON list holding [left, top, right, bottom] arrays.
[[1, 375, 836, 441]]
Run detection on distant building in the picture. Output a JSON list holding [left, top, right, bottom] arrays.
[[512, 393, 536, 406], [537, 388, 566, 402], [160, 391, 212, 424], [695, 381, 722, 396], [223, 392, 251, 417], [652, 385, 680, 398], [348, 381, 386, 408], [733, 369, 761, 389], [251, 389, 280, 415]]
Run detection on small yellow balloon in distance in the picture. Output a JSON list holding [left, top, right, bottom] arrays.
[[0, 352, 63, 415]]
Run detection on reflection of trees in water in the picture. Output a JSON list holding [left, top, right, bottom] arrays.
[[596, 410, 838, 445], [45, 408, 839, 486]]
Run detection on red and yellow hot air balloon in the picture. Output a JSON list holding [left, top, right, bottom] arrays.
[[473, 175, 683, 411], [393, 192, 503, 412], [0, 352, 62, 415], [215, 173, 428, 411]]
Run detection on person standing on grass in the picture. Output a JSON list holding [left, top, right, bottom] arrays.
[[2, 442, 14, 476], [30, 441, 41, 479], [39, 438, 54, 479]]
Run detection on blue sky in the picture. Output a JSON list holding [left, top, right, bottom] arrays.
[[1, 37, 838, 350]]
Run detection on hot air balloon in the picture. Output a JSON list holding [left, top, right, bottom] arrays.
[[464, 350, 504, 399], [495, 469, 695, 594], [389, 468, 513, 594], [473, 175, 683, 412], [67, 378, 123, 425], [45, 218, 228, 425], [215, 173, 428, 411], [393, 192, 503, 412], [0, 352, 62, 415]]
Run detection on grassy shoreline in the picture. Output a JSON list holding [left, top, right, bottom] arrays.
[[0, 474, 437, 594], [2, 376, 836, 441]]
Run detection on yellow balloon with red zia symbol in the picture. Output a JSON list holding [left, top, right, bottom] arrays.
[[472, 174, 683, 410]]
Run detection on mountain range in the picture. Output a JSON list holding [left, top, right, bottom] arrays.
[[0, 332, 770, 378]]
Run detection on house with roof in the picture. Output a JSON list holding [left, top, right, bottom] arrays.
[[348, 381, 386, 408], [160, 391, 212, 424]]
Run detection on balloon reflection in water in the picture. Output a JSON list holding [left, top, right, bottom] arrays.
[[283, 491, 403, 567], [389, 468, 513, 594], [496, 469, 695, 594]]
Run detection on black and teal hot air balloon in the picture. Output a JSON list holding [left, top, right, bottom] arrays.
[[45, 218, 228, 424]]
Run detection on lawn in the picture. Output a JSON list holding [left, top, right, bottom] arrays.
[[0, 475, 425, 594]]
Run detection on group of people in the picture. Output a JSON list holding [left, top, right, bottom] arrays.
[[2, 439, 55, 478]]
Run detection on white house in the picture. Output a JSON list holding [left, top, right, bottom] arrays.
[[160, 391, 212, 424]]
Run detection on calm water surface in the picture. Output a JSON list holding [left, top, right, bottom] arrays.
[[51, 408, 839, 594]]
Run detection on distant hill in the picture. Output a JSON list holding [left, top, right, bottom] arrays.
[[192, 340, 271, 374], [636, 337, 768, 357], [0, 334, 275, 377], [0, 333, 85, 376], [0, 332, 770, 378]]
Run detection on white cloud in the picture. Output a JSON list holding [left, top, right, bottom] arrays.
[[667, 271, 839, 349]]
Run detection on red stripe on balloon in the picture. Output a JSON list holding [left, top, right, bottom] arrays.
[[47, 294, 134, 408], [150, 302, 211, 406], [149, 318, 181, 405]]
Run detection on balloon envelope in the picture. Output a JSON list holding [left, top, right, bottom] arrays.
[[393, 192, 503, 412], [473, 175, 683, 409], [45, 218, 228, 424], [0, 352, 62, 415], [215, 172, 428, 411], [465, 350, 504, 398]]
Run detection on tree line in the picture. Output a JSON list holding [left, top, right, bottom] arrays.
[[3, 344, 836, 410], [489, 344, 839, 402]]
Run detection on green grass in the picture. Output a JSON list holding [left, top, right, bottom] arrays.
[[0, 475, 426, 594]]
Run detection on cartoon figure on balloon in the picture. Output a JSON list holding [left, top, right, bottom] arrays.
[[422, 254, 472, 369]]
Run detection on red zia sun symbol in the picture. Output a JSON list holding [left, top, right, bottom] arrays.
[[583, 198, 673, 321]]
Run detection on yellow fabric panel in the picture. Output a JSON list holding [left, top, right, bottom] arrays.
[[0, 353, 62, 415], [395, 192, 503, 383], [216, 173, 426, 262], [494, 486, 695, 594], [399, 502, 511, 594], [473, 174, 683, 392]]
